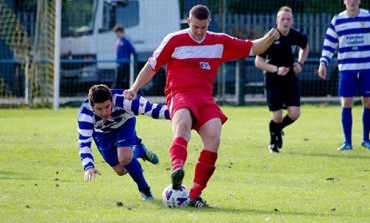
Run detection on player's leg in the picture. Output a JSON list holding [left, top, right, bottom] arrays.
[[270, 110, 283, 152], [169, 108, 192, 190], [283, 106, 300, 129], [93, 131, 127, 175], [122, 65, 130, 89], [112, 67, 124, 89], [275, 74, 301, 150], [361, 96, 370, 149], [115, 118, 153, 200], [97, 145, 127, 176], [265, 75, 284, 152], [338, 72, 356, 150], [117, 146, 153, 200], [283, 74, 301, 130], [188, 118, 221, 208], [339, 97, 354, 150], [132, 137, 159, 164], [274, 106, 300, 149], [359, 72, 370, 149], [361, 95, 370, 149], [361, 97, 370, 149]]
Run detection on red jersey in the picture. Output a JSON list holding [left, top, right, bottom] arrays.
[[148, 29, 253, 96]]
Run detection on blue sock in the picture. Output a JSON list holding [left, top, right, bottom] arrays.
[[362, 108, 370, 142], [124, 158, 149, 191], [341, 108, 352, 145], [132, 145, 145, 159], [132, 144, 145, 159]]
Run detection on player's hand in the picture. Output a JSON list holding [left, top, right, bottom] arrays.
[[84, 168, 101, 182], [292, 62, 303, 74], [317, 63, 327, 80], [267, 28, 280, 40], [277, 66, 289, 76], [124, 88, 137, 101]]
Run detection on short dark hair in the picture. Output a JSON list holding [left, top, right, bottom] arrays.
[[113, 24, 124, 33], [189, 4, 210, 20], [88, 84, 112, 106]]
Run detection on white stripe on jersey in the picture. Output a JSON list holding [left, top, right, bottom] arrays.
[[78, 137, 92, 145], [78, 112, 93, 123], [172, 44, 224, 59], [339, 63, 370, 71], [82, 157, 94, 167], [79, 146, 92, 154], [337, 50, 370, 61], [149, 30, 185, 69]]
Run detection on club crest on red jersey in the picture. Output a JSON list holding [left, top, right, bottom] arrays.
[[199, 61, 211, 70]]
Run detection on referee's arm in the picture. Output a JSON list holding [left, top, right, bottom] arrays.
[[255, 55, 278, 74]]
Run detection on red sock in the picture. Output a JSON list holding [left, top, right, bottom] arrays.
[[189, 150, 218, 200], [169, 137, 188, 171]]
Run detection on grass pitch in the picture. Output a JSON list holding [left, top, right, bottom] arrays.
[[0, 105, 369, 223]]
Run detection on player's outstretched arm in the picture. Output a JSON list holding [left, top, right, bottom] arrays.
[[124, 93, 170, 120], [124, 62, 156, 100], [77, 104, 96, 169], [251, 28, 280, 55]]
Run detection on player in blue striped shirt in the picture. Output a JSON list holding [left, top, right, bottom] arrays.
[[77, 84, 170, 200], [318, 0, 370, 151]]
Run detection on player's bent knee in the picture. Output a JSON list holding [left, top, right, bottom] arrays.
[[119, 156, 133, 166], [291, 113, 300, 120], [115, 169, 127, 176], [288, 111, 300, 120], [112, 165, 127, 176], [203, 135, 220, 150], [362, 97, 370, 108]]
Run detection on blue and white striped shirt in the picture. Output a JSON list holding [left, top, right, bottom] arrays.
[[320, 9, 370, 72], [77, 89, 170, 170]]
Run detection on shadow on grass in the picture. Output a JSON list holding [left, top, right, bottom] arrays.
[[207, 206, 349, 218], [155, 202, 345, 218], [286, 151, 369, 160], [0, 170, 35, 181]]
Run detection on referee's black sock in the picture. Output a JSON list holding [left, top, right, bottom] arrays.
[[281, 115, 295, 129], [269, 120, 282, 144]]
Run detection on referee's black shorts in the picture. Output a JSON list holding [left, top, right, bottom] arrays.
[[264, 72, 300, 111]]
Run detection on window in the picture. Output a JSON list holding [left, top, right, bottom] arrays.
[[62, 0, 97, 37], [101, 0, 139, 32]]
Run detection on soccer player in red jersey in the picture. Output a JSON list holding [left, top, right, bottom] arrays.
[[124, 4, 280, 208]]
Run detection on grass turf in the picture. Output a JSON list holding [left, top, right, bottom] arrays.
[[0, 105, 369, 222]]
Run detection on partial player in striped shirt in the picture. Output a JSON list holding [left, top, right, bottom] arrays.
[[77, 84, 170, 200], [318, 0, 370, 151]]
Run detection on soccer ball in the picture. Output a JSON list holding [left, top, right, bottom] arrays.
[[162, 184, 189, 208]]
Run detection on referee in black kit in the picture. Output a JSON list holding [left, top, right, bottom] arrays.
[[255, 6, 309, 153]]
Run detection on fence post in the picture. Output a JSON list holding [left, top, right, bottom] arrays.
[[53, 0, 61, 110], [25, 56, 29, 105], [129, 54, 135, 87]]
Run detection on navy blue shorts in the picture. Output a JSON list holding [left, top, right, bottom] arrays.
[[93, 117, 140, 167], [338, 71, 370, 97], [265, 72, 300, 111]]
